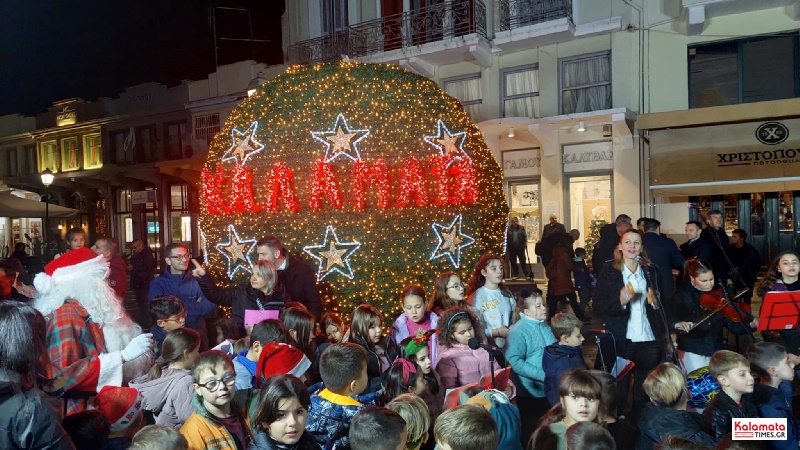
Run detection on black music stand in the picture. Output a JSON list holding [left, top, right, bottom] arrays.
[[758, 291, 800, 332]]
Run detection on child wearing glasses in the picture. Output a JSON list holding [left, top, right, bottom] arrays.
[[149, 295, 187, 357], [181, 350, 252, 449], [390, 285, 440, 368], [427, 271, 467, 316]]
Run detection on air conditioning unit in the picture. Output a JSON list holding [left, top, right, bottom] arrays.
[[602, 124, 613, 137]]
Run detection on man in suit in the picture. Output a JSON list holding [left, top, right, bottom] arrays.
[[680, 220, 713, 262], [700, 209, 731, 285], [642, 218, 684, 302], [591, 214, 632, 275]]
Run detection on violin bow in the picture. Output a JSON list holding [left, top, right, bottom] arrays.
[[686, 288, 750, 332]]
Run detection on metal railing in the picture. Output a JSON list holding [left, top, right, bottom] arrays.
[[287, 0, 487, 65], [497, 0, 572, 32]]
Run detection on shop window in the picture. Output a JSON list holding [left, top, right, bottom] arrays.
[[780, 192, 794, 234], [568, 175, 612, 257], [194, 114, 220, 144], [443, 74, 483, 122], [502, 65, 540, 118], [170, 184, 192, 243], [560, 52, 612, 114], [40, 140, 58, 172], [751, 193, 765, 236], [61, 137, 80, 171], [83, 134, 102, 169], [508, 180, 541, 240], [724, 194, 739, 234], [689, 33, 800, 108]]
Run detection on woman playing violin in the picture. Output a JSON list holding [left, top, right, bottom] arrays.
[[673, 258, 756, 374]]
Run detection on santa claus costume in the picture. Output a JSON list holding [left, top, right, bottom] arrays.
[[33, 247, 153, 413]]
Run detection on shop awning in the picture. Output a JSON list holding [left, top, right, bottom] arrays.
[[0, 193, 79, 218]]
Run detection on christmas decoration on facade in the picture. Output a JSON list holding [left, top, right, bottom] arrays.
[[311, 113, 370, 162], [303, 225, 362, 281], [430, 214, 476, 268], [216, 224, 257, 279], [222, 121, 265, 165]]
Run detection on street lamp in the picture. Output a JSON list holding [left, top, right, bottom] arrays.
[[41, 168, 54, 259]]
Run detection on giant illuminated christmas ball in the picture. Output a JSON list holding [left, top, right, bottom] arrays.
[[199, 62, 508, 321]]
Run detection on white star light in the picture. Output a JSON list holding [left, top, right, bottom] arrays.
[[222, 121, 265, 165], [430, 214, 476, 268], [311, 113, 370, 162], [423, 120, 469, 164], [303, 225, 362, 281], [216, 224, 257, 279]]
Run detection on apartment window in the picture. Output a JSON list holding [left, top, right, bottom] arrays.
[[110, 129, 133, 164], [195, 114, 220, 144], [502, 65, 540, 118], [560, 52, 612, 114], [40, 140, 58, 172], [443, 74, 483, 122], [83, 134, 102, 169], [23, 145, 35, 175], [321, 0, 348, 35], [164, 121, 187, 160], [61, 137, 80, 171], [689, 34, 800, 108], [4, 147, 17, 178], [136, 125, 158, 163]]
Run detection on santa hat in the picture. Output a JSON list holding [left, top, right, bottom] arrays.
[[256, 342, 311, 384], [90, 386, 144, 433], [34, 247, 108, 295]]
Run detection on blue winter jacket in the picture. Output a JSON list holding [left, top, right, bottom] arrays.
[[149, 268, 215, 331], [751, 381, 799, 450], [542, 343, 588, 405]]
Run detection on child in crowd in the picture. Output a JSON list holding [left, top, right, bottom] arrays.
[[434, 404, 499, 450], [306, 343, 375, 449], [401, 330, 443, 422], [436, 306, 508, 392], [428, 271, 467, 316], [90, 385, 146, 450], [346, 304, 397, 393], [249, 374, 320, 450], [704, 350, 758, 440], [506, 289, 556, 445], [350, 406, 408, 450], [319, 313, 347, 344], [181, 350, 252, 450], [233, 319, 296, 389], [384, 358, 428, 404], [391, 285, 440, 366], [130, 328, 201, 429], [281, 306, 316, 358], [757, 251, 800, 354], [55, 227, 86, 259], [211, 318, 241, 348], [529, 369, 601, 450], [572, 247, 593, 314], [0, 301, 74, 449], [748, 342, 799, 449], [464, 389, 522, 450], [543, 313, 588, 405], [565, 422, 616, 450], [466, 254, 516, 350], [149, 294, 186, 357], [587, 370, 638, 450], [62, 410, 110, 450], [386, 394, 431, 450], [129, 425, 189, 450], [637, 363, 717, 450]]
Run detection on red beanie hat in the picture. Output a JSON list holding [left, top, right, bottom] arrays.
[[90, 386, 144, 433], [256, 342, 311, 385]]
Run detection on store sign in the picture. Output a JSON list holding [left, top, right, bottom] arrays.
[[56, 106, 77, 126], [502, 148, 540, 178], [650, 119, 800, 186], [131, 190, 157, 204], [562, 141, 613, 173]]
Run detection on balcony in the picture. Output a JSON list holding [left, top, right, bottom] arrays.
[[497, 0, 572, 32], [287, 0, 489, 73]]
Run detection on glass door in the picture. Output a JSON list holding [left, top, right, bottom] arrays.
[[506, 179, 540, 272], [567, 174, 612, 259]]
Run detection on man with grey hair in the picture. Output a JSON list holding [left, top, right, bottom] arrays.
[[541, 214, 566, 240]]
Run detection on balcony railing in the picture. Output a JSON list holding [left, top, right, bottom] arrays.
[[497, 0, 572, 32], [287, 0, 487, 65]]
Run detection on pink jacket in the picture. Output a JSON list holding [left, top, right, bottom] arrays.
[[436, 344, 501, 390]]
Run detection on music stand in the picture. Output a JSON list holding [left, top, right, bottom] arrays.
[[757, 291, 800, 332]]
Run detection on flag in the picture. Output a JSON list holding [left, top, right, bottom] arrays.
[[123, 127, 135, 152]]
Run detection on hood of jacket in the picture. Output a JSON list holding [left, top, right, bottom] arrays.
[[129, 367, 193, 415], [544, 343, 583, 360]]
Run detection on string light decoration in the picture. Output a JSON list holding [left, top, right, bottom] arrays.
[[199, 62, 508, 323], [303, 225, 362, 281], [222, 121, 265, 165], [216, 224, 257, 278], [430, 214, 476, 268]]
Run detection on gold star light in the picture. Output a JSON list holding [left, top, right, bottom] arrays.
[[312, 114, 370, 162], [222, 121, 264, 165], [430, 214, 475, 268], [442, 227, 463, 252], [319, 242, 348, 270], [216, 224, 257, 278], [304, 225, 362, 280], [424, 119, 469, 161]]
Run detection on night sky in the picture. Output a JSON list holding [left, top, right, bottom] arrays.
[[0, 0, 285, 117]]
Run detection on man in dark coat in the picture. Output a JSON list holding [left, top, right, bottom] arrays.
[[127, 238, 156, 327], [641, 218, 684, 303], [728, 228, 762, 305], [506, 216, 529, 280], [680, 220, 713, 262], [700, 210, 731, 285], [591, 214, 632, 276], [256, 235, 322, 320], [541, 214, 566, 240]]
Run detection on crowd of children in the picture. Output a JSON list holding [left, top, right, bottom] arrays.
[[6, 249, 800, 450]]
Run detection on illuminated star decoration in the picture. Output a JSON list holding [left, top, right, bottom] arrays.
[[311, 113, 370, 162], [430, 214, 476, 268], [222, 121, 265, 165], [303, 225, 362, 281], [424, 119, 469, 165], [216, 224, 257, 279], [199, 225, 209, 265]]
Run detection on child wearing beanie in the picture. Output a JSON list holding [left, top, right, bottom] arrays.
[[90, 385, 146, 450]]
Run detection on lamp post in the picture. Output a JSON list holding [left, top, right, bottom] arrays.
[[41, 168, 54, 259]]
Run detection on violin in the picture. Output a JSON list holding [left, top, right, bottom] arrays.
[[690, 288, 752, 330]]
